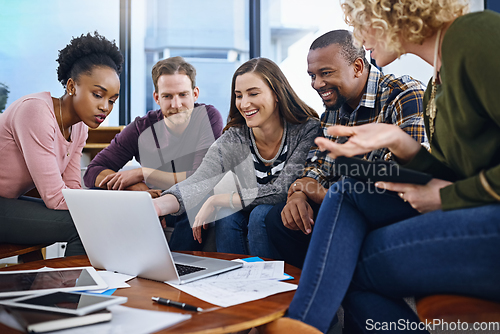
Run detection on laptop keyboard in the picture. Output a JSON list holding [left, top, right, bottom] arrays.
[[175, 263, 206, 276]]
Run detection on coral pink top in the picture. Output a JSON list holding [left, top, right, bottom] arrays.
[[0, 92, 88, 210]]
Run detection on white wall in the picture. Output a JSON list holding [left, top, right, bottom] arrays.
[[383, 54, 433, 86]]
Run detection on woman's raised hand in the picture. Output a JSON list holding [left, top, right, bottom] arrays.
[[315, 124, 421, 164], [192, 196, 218, 244]]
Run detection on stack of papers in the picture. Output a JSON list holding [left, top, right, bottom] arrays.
[[87, 271, 136, 294], [168, 258, 297, 307]]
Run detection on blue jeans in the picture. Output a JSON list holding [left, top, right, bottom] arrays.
[[215, 204, 279, 259], [164, 212, 207, 251], [287, 178, 500, 333], [165, 192, 211, 251]]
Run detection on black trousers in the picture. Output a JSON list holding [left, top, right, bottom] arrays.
[[264, 201, 320, 269], [0, 196, 85, 257]]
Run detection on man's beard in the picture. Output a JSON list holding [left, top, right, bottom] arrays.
[[164, 109, 191, 126], [323, 87, 347, 112]]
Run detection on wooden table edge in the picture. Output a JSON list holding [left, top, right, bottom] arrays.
[[183, 310, 287, 334]]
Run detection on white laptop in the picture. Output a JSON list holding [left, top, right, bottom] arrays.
[[62, 189, 242, 284]]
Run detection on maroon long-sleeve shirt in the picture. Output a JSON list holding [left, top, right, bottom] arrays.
[[83, 104, 223, 188]]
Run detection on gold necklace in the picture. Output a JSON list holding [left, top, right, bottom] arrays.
[[59, 97, 66, 140], [59, 97, 71, 156], [426, 29, 442, 142]]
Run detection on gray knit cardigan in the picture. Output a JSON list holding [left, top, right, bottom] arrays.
[[162, 118, 320, 215]]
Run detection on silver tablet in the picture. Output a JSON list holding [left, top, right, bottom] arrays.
[[0, 267, 108, 297], [0, 291, 127, 315]]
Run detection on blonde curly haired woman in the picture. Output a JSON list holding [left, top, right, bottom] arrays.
[[260, 1, 500, 333]]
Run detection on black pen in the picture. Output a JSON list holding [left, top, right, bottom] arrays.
[[152, 296, 203, 312]]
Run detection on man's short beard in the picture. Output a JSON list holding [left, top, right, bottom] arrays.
[[324, 93, 347, 112], [165, 112, 190, 126]]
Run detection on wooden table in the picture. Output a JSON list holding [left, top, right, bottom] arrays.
[[0, 252, 301, 334]]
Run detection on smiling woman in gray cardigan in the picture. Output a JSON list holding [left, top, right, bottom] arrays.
[[154, 58, 319, 257]]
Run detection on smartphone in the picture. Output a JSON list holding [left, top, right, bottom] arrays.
[[0, 291, 127, 316]]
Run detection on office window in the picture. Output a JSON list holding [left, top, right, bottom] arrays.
[[137, 0, 249, 123], [1, 0, 248, 125], [0, 0, 120, 123], [260, 0, 485, 115], [1, 0, 487, 124], [259, 0, 350, 114]]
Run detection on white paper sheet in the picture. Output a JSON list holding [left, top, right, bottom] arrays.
[[88, 271, 136, 293], [168, 280, 297, 307], [39, 268, 135, 293]]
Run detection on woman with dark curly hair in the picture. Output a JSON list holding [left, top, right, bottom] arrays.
[[0, 32, 123, 256]]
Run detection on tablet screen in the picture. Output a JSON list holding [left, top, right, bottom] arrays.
[[0, 291, 127, 315], [17, 292, 107, 310], [335, 156, 432, 185], [0, 268, 98, 293]]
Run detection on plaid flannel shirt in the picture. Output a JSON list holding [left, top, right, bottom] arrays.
[[303, 65, 428, 188]]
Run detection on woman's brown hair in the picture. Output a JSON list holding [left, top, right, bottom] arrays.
[[224, 57, 318, 132]]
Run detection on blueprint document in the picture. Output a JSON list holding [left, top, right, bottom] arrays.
[[200, 260, 287, 282], [167, 259, 297, 307], [168, 279, 297, 307]]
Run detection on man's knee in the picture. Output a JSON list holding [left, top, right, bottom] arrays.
[[248, 205, 272, 228], [265, 202, 286, 237]]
